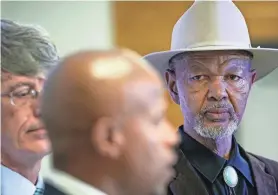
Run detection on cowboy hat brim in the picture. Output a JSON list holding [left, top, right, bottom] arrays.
[[144, 47, 278, 82]]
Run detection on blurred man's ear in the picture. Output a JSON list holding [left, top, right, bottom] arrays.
[[165, 69, 180, 104], [91, 117, 125, 159]]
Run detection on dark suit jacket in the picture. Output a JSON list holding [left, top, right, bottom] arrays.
[[44, 182, 68, 195], [168, 149, 278, 195]]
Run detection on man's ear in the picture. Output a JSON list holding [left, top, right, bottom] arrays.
[[165, 69, 180, 104], [250, 69, 257, 85], [90, 117, 125, 159]]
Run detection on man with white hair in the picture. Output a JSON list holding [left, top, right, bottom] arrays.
[[1, 19, 59, 195], [144, 1, 278, 195]]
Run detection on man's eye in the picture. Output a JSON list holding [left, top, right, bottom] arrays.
[[191, 75, 206, 81], [12, 87, 30, 97], [228, 75, 241, 81], [13, 90, 29, 97]]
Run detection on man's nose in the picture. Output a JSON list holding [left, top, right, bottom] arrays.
[[207, 76, 228, 101], [163, 121, 181, 148]]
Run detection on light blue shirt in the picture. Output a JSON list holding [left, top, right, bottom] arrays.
[[44, 168, 107, 195], [1, 165, 44, 195]]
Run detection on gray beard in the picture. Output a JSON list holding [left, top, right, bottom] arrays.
[[193, 103, 239, 140]]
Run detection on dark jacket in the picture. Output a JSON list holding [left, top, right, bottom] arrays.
[[168, 149, 278, 195], [44, 182, 67, 195]]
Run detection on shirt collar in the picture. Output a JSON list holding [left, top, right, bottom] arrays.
[[179, 127, 226, 183], [1, 164, 41, 195], [44, 168, 107, 195], [36, 174, 45, 190], [178, 126, 254, 186], [228, 142, 254, 186]]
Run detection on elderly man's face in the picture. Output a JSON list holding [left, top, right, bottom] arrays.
[[1, 71, 51, 165], [166, 51, 256, 139]]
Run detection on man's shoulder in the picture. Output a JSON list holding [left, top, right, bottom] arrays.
[[247, 152, 278, 177], [44, 181, 68, 195], [248, 152, 278, 167]]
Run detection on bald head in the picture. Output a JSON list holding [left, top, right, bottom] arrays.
[[42, 49, 179, 195], [41, 49, 163, 151]]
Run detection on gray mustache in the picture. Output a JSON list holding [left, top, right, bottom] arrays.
[[201, 102, 234, 114]]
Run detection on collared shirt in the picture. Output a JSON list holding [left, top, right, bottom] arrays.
[[179, 127, 257, 195], [43, 168, 107, 195], [1, 164, 44, 195]]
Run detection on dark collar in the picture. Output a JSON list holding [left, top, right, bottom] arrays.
[[178, 126, 254, 186], [228, 140, 254, 186]]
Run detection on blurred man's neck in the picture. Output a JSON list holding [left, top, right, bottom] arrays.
[[58, 152, 128, 195], [1, 155, 41, 184]]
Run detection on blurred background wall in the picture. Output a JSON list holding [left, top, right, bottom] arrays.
[[1, 1, 114, 56], [1, 1, 278, 169]]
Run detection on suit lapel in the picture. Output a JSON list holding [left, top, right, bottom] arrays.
[[170, 149, 278, 195], [169, 149, 209, 195], [44, 181, 68, 195], [247, 153, 278, 195]]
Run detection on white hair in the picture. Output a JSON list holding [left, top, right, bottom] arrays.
[[1, 19, 59, 76]]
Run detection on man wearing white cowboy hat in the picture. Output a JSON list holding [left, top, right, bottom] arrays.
[[144, 1, 278, 195]]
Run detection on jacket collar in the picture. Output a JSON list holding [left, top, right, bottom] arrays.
[[170, 150, 277, 195], [179, 127, 254, 185], [169, 128, 277, 195], [246, 153, 278, 195]]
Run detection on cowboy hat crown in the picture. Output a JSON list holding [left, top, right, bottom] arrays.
[[144, 0, 278, 81], [171, 0, 251, 50]]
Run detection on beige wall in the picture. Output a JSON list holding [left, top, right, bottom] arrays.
[[1, 1, 114, 57]]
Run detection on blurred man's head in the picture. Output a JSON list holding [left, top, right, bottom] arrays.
[[41, 49, 179, 195], [165, 50, 256, 140], [1, 19, 59, 168]]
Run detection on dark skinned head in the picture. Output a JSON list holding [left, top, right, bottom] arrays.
[[41, 49, 179, 195], [165, 50, 256, 140]]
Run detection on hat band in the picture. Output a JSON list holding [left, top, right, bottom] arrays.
[[171, 41, 252, 50]]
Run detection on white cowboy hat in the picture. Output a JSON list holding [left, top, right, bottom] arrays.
[[143, 0, 278, 81]]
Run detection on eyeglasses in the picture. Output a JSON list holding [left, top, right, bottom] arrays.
[[1, 85, 41, 106]]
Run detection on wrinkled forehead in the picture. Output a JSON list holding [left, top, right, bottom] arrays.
[[1, 69, 46, 79], [174, 50, 253, 71], [1, 70, 46, 89]]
